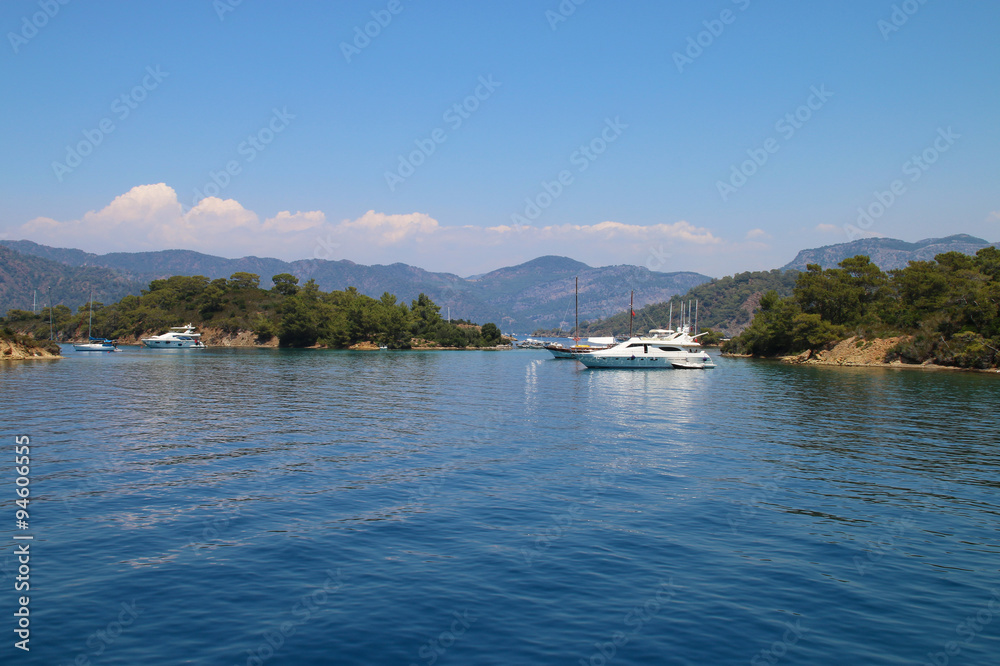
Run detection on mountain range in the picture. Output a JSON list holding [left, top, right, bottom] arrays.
[[2, 233, 996, 333], [0, 241, 708, 331], [781, 234, 998, 271]]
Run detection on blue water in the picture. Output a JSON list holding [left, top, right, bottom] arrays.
[[2, 347, 999, 665]]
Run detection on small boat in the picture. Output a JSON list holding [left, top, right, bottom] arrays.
[[74, 338, 120, 352], [576, 328, 715, 370], [517, 338, 547, 350], [141, 324, 207, 349], [73, 292, 121, 352]]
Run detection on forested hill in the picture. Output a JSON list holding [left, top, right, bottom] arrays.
[[542, 269, 800, 338], [726, 248, 1000, 369], [0, 244, 144, 314], [2, 272, 504, 350], [0, 241, 709, 331]]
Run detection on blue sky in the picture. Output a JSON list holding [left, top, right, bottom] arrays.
[[2, 0, 998, 277]]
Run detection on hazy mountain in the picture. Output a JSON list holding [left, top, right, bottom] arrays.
[[0, 245, 144, 315], [782, 234, 999, 272], [9, 232, 995, 334], [0, 242, 710, 330]]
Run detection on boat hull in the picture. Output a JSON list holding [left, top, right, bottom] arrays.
[[73, 344, 118, 352], [577, 353, 716, 369], [141, 339, 205, 348]]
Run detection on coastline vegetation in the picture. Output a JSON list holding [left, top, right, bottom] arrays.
[[1, 272, 504, 349], [723, 249, 1000, 369], [0, 326, 61, 356]]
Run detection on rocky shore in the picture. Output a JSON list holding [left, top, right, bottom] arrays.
[[72, 327, 280, 348], [780, 336, 910, 367], [1, 338, 61, 360], [727, 335, 998, 373]]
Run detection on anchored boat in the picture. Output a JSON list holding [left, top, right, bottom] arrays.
[[575, 328, 715, 369], [73, 292, 120, 352], [141, 324, 207, 349]]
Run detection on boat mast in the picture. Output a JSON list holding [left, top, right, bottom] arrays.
[[695, 299, 699, 335], [668, 301, 673, 331], [88, 290, 94, 339], [629, 290, 633, 338], [574, 276, 579, 343]]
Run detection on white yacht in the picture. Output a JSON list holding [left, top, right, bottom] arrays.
[[575, 328, 715, 369], [141, 324, 206, 349]]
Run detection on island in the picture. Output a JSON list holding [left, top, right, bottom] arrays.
[[2, 273, 509, 351], [721, 248, 1000, 371]]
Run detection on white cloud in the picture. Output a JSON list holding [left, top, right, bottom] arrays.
[[14, 183, 326, 259], [9, 183, 740, 275], [262, 210, 326, 233], [814, 224, 839, 233], [745, 228, 770, 240], [335, 210, 440, 244]]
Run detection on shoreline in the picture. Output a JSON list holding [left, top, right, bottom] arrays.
[[59, 327, 516, 352], [722, 335, 1000, 374], [1, 339, 61, 360], [61, 341, 514, 352]]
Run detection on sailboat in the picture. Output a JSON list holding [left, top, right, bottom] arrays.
[[546, 277, 615, 358], [73, 293, 120, 352]]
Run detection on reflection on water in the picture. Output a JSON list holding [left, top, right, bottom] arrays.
[[4, 346, 999, 665]]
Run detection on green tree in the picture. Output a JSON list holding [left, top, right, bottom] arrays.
[[229, 272, 260, 290], [278, 296, 319, 347], [480, 322, 502, 345], [271, 273, 300, 297]]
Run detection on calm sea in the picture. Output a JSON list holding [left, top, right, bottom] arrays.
[[2, 346, 999, 665]]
